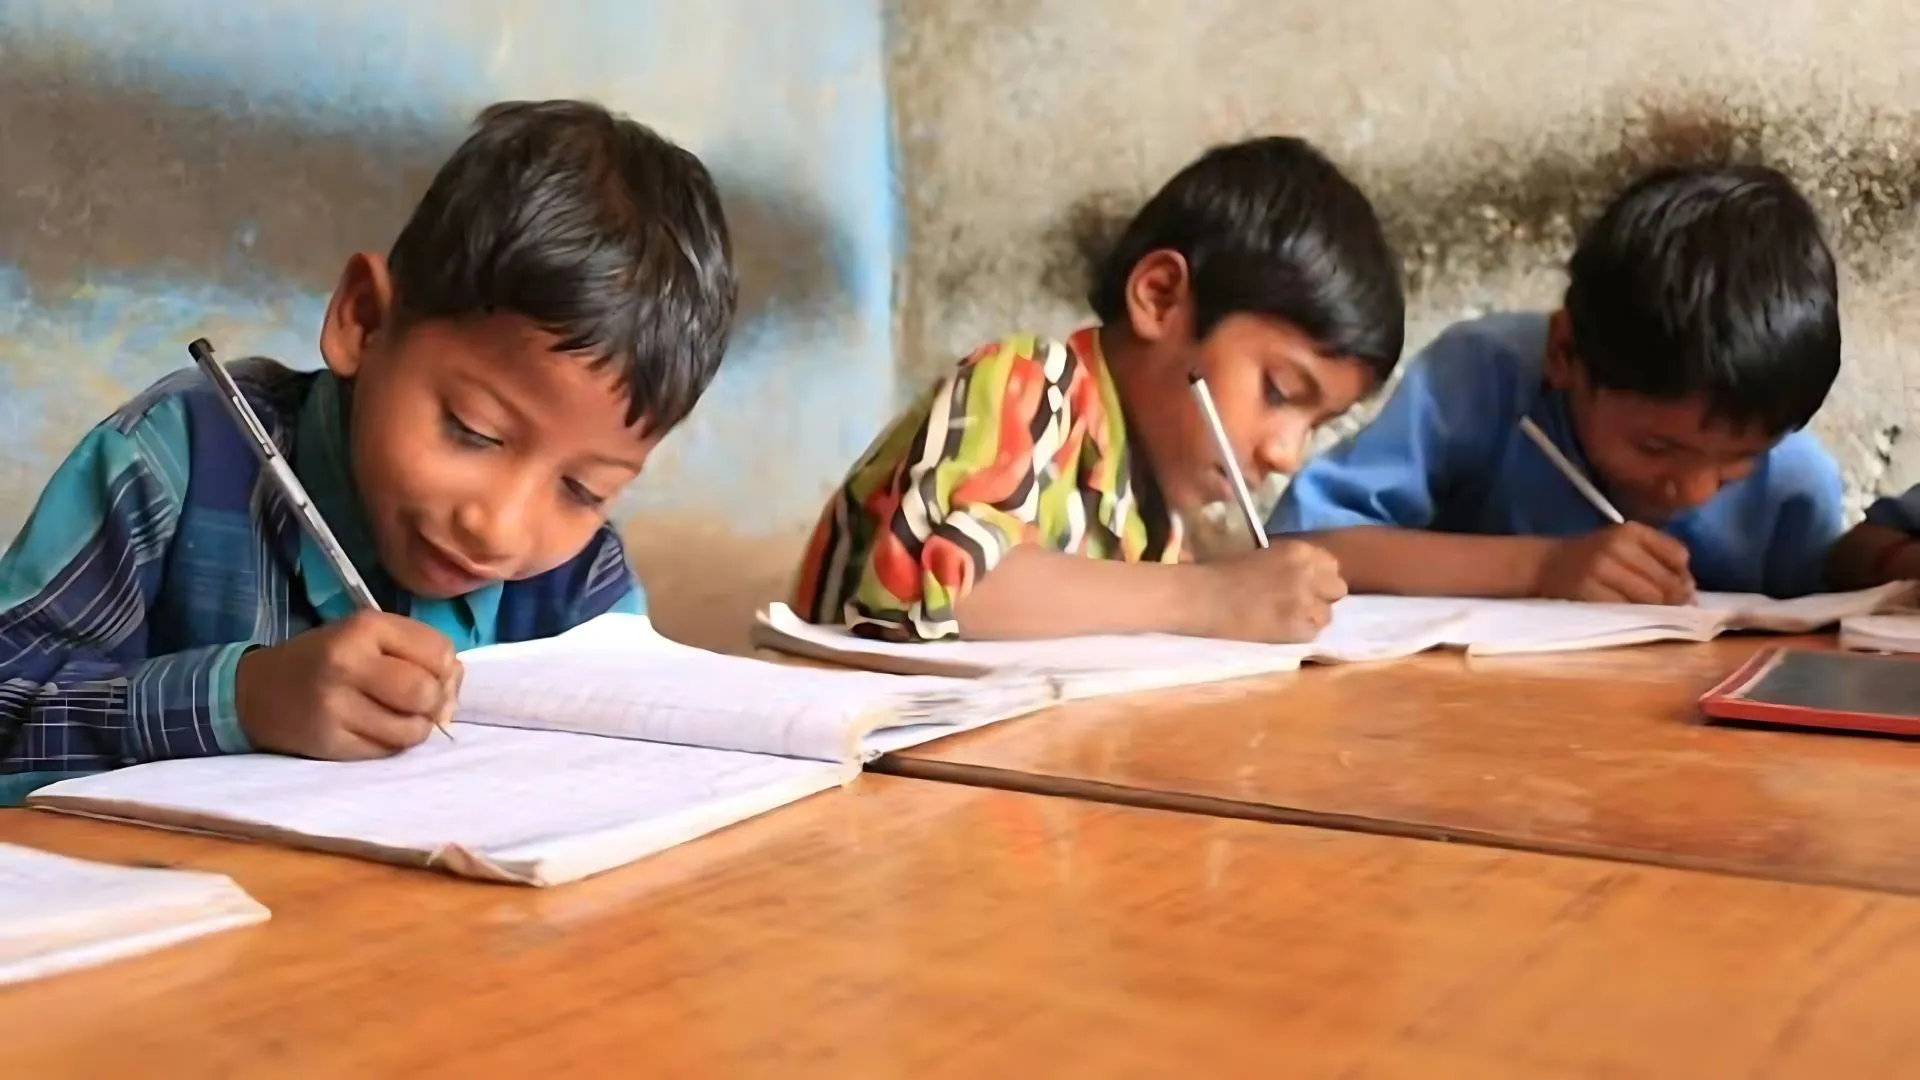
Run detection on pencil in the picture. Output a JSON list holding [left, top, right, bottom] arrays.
[[189, 338, 455, 741], [1518, 416, 1625, 526], [1188, 373, 1269, 550]]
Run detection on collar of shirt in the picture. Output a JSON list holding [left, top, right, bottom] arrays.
[[290, 372, 503, 651]]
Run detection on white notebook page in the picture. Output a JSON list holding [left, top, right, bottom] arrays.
[[456, 614, 1018, 762], [0, 843, 268, 984], [28, 726, 849, 886], [1694, 582, 1917, 631]]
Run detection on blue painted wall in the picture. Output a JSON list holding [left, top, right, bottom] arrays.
[[0, 0, 896, 543]]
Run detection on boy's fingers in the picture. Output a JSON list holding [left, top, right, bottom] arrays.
[[357, 654, 448, 717], [347, 703, 435, 754], [369, 616, 459, 679], [1627, 524, 1692, 575], [1608, 534, 1691, 601], [1594, 558, 1668, 605]]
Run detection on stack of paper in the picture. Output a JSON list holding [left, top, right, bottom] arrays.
[[0, 843, 268, 985], [1840, 613, 1920, 654]]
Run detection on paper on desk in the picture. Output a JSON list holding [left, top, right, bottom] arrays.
[[0, 843, 268, 984], [455, 613, 1054, 762], [28, 726, 850, 887], [753, 600, 1469, 693], [755, 583, 1920, 673], [1840, 613, 1920, 654]]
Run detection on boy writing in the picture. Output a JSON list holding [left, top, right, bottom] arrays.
[[1270, 164, 1846, 603], [0, 100, 737, 802], [1829, 487, 1920, 589], [792, 136, 1406, 643]]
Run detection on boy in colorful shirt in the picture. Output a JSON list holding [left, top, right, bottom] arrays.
[[0, 100, 737, 801], [1271, 165, 1846, 602], [794, 136, 1406, 643]]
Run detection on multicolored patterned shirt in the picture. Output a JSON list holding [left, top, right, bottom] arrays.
[[0, 359, 642, 804], [793, 327, 1183, 641]]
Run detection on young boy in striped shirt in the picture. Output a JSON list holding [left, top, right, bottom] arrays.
[[0, 100, 737, 801]]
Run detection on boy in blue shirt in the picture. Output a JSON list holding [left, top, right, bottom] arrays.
[[1829, 486, 1920, 588], [1270, 164, 1844, 603], [0, 100, 737, 801]]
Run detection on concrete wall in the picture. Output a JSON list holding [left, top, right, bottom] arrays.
[[0, 0, 894, 650], [8, 2, 1915, 650], [887, 0, 1920, 529]]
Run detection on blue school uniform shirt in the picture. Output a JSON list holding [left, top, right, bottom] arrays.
[[1864, 485, 1920, 533], [0, 359, 644, 803], [1269, 312, 1845, 598]]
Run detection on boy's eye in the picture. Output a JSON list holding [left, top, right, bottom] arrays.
[[443, 411, 500, 449], [1637, 440, 1675, 457], [1263, 377, 1291, 407], [564, 478, 608, 509]]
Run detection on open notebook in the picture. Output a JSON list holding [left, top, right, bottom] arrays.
[[27, 617, 1057, 888], [0, 843, 268, 985], [752, 582, 1920, 683]]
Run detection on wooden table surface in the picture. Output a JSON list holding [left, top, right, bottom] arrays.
[[884, 637, 1920, 894], [7, 777, 1920, 1078]]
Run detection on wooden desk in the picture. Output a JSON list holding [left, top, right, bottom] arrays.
[[883, 638, 1920, 895], [7, 778, 1920, 1077]]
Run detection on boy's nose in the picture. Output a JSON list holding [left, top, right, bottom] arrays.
[[1254, 425, 1308, 478], [452, 484, 535, 567], [1670, 469, 1722, 508]]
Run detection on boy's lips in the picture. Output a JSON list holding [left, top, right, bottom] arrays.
[[411, 533, 490, 593]]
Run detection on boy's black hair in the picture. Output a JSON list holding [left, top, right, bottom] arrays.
[[388, 99, 738, 434], [1089, 136, 1405, 381], [1564, 163, 1840, 434]]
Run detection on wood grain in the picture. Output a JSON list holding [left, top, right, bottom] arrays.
[[886, 637, 1920, 894], [5, 777, 1920, 1077]]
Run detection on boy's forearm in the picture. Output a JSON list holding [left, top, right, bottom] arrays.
[[1828, 522, 1920, 590], [1294, 526, 1554, 598], [951, 546, 1216, 640]]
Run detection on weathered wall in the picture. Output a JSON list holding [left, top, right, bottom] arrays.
[[9, 2, 1915, 652], [887, 0, 1920, 526], [0, 0, 894, 650]]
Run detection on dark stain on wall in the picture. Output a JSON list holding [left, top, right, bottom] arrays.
[[1038, 98, 1920, 306], [0, 45, 449, 293], [1368, 99, 1920, 293], [0, 41, 849, 334]]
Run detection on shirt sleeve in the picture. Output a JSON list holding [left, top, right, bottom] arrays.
[[1751, 430, 1850, 595], [0, 398, 252, 804], [1269, 327, 1511, 533], [1758, 434, 1847, 598], [831, 337, 1061, 642], [1864, 484, 1920, 534]]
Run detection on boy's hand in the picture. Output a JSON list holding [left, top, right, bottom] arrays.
[[235, 612, 462, 760], [1196, 540, 1349, 643], [1535, 524, 1694, 605]]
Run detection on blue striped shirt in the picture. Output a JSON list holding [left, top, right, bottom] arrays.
[[0, 359, 644, 803]]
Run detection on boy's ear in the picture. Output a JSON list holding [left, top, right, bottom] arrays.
[[1122, 249, 1193, 345], [1543, 308, 1578, 389], [318, 253, 398, 379]]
